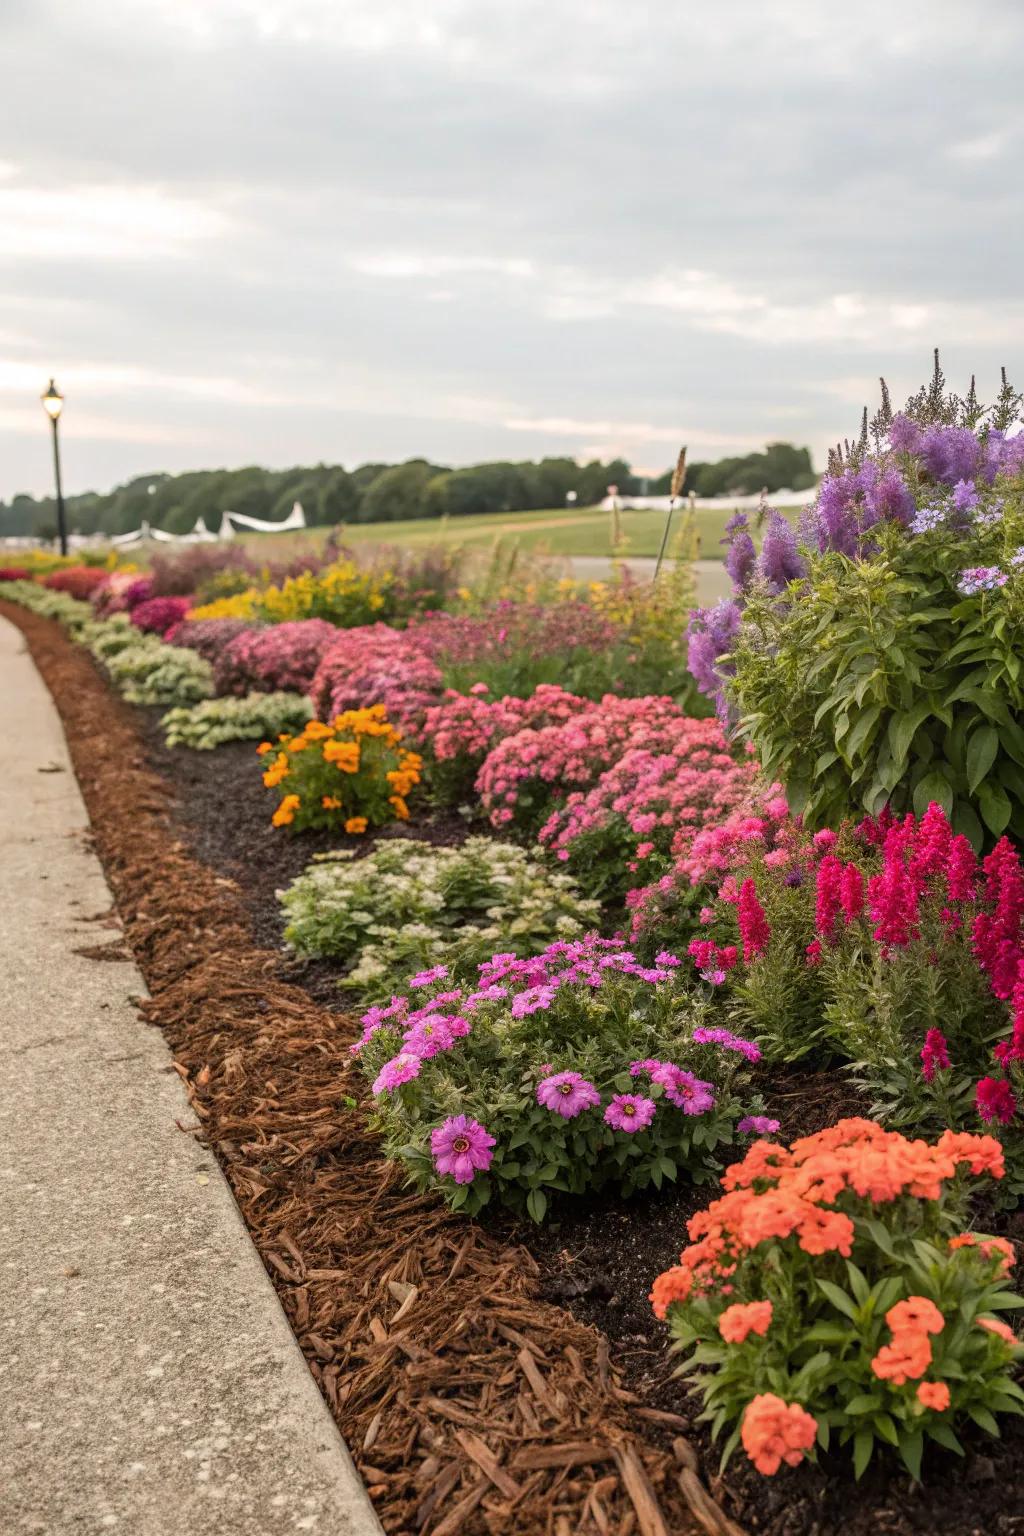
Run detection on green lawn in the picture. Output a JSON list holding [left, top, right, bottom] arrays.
[[237, 503, 799, 563]]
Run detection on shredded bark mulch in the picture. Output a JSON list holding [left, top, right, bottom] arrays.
[[8, 600, 1024, 1536]]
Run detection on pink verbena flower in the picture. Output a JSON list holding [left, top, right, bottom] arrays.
[[536, 1071, 601, 1119], [604, 1094, 657, 1132], [430, 1114, 496, 1183], [738, 1116, 781, 1136]]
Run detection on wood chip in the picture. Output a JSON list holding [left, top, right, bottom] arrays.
[[453, 1429, 522, 1501]]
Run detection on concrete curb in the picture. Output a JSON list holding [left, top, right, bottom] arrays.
[[0, 617, 383, 1536]]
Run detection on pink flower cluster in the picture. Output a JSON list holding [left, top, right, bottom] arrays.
[[627, 789, 793, 939], [538, 718, 760, 876], [476, 694, 687, 829], [91, 571, 155, 617], [171, 618, 256, 664], [214, 619, 338, 695], [310, 623, 443, 732], [131, 594, 194, 638], [418, 684, 592, 768]]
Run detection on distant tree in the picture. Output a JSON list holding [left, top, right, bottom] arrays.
[[359, 460, 445, 523]]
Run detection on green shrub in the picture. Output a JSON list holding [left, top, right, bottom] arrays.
[[279, 836, 600, 996], [162, 691, 312, 750]]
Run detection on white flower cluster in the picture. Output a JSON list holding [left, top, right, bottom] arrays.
[[278, 836, 601, 997], [162, 691, 313, 750]]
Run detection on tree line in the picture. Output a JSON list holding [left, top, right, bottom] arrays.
[[0, 443, 815, 539]]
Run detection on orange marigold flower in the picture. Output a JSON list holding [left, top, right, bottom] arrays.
[[916, 1381, 950, 1412], [650, 1265, 693, 1320], [948, 1233, 977, 1251], [390, 795, 410, 820], [256, 741, 273, 756], [322, 796, 342, 810], [871, 1330, 932, 1384], [740, 1394, 817, 1476], [272, 793, 301, 828], [345, 816, 368, 834], [718, 1300, 773, 1344], [886, 1297, 944, 1337], [977, 1317, 1018, 1345]]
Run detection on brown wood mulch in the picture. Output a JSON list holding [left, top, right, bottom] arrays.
[[4, 601, 744, 1536]]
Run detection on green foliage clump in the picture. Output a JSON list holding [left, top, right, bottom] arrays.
[[732, 501, 1024, 846], [161, 691, 313, 750], [279, 836, 600, 996], [104, 637, 214, 706]]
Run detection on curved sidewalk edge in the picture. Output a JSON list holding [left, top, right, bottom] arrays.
[[0, 616, 383, 1536]]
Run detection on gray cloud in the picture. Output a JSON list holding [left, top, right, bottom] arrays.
[[1, 0, 1022, 496]]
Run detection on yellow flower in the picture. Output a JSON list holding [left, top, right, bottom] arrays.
[[272, 793, 301, 827], [344, 816, 368, 834]]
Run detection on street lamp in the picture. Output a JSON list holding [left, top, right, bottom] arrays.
[[41, 378, 68, 556]]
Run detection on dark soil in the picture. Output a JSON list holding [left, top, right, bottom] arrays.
[[12, 602, 1024, 1536]]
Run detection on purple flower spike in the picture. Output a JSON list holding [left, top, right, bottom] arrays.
[[430, 1114, 496, 1184], [536, 1070, 601, 1119]]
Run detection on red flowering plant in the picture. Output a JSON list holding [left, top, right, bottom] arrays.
[[43, 565, 108, 600], [354, 936, 765, 1220], [652, 1119, 1024, 1483], [681, 807, 1013, 1125]]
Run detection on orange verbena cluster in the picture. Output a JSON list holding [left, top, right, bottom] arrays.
[[650, 1119, 1004, 1317], [718, 1299, 773, 1344], [740, 1394, 818, 1475], [871, 1296, 945, 1384]]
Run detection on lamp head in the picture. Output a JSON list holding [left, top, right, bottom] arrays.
[[41, 379, 64, 422]]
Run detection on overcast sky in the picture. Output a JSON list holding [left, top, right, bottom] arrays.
[[1, 0, 1022, 499]]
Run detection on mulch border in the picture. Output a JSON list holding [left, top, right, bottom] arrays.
[[5, 601, 747, 1536]]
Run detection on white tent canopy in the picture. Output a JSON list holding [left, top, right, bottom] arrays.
[[110, 502, 305, 547]]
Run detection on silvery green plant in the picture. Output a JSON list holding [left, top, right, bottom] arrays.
[[162, 691, 312, 750], [104, 640, 214, 706], [278, 836, 600, 997]]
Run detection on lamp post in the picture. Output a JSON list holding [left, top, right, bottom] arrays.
[[41, 379, 68, 556]]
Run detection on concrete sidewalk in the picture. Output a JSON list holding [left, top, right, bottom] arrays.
[[0, 617, 382, 1536]]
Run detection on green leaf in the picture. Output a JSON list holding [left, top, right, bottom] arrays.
[[927, 1422, 964, 1455], [888, 702, 933, 766], [899, 1430, 924, 1483], [816, 1279, 860, 1321], [853, 1429, 874, 1480], [968, 1405, 1001, 1437], [844, 1394, 883, 1415], [914, 769, 953, 818], [845, 705, 882, 762], [978, 781, 1012, 836], [526, 1187, 548, 1223], [966, 725, 999, 793]]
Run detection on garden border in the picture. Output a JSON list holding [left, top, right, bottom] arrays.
[[2, 600, 747, 1536]]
